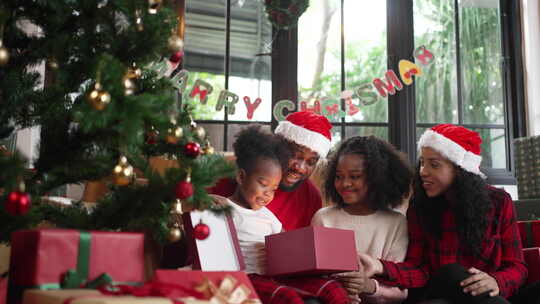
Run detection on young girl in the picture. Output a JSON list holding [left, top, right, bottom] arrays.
[[359, 124, 540, 304], [228, 125, 350, 304], [312, 135, 414, 304]]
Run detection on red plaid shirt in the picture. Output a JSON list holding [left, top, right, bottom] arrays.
[[380, 186, 527, 298]]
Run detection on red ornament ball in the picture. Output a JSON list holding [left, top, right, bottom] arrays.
[[193, 222, 210, 240], [184, 142, 201, 158], [175, 180, 194, 199], [169, 51, 184, 64], [4, 191, 32, 216]]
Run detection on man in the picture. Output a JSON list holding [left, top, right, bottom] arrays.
[[211, 111, 333, 231]]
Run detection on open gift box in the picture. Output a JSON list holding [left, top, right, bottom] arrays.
[[265, 226, 359, 277], [182, 210, 245, 271]]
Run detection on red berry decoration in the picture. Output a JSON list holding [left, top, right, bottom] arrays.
[[175, 180, 193, 199], [169, 51, 183, 64], [184, 142, 201, 158], [4, 191, 32, 216], [193, 221, 210, 240]]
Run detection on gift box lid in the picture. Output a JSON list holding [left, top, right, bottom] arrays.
[[265, 226, 359, 277]]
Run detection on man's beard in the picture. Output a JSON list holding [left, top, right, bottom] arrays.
[[279, 178, 305, 192]]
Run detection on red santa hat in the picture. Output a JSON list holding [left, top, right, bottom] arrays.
[[418, 124, 485, 178], [275, 111, 333, 157]]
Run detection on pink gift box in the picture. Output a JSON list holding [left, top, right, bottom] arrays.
[[265, 226, 359, 277], [523, 247, 540, 284]]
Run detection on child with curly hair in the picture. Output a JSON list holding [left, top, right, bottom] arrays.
[[312, 135, 414, 303], [228, 125, 350, 304]]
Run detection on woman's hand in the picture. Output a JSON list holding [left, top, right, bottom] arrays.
[[460, 267, 500, 297], [331, 270, 376, 296], [358, 253, 384, 277]]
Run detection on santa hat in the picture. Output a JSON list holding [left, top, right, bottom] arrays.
[[275, 111, 333, 157], [418, 124, 485, 178]]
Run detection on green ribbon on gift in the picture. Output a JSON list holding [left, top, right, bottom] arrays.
[[60, 231, 114, 289]]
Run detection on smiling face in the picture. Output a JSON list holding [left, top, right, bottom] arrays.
[[236, 157, 282, 210], [280, 143, 319, 191], [419, 147, 457, 198], [334, 153, 369, 206]]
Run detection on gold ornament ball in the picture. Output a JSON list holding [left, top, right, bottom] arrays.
[[165, 126, 183, 144], [47, 58, 59, 69], [168, 227, 183, 242], [87, 89, 100, 103], [203, 145, 215, 155], [167, 36, 184, 53], [171, 199, 183, 215], [148, 0, 163, 14], [0, 46, 9, 66], [112, 157, 134, 186], [193, 126, 206, 139], [123, 77, 136, 96]]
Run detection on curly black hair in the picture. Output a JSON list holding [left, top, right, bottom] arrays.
[[232, 125, 291, 173], [412, 166, 492, 258], [324, 136, 414, 211]]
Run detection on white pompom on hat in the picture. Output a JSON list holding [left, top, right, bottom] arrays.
[[418, 123, 486, 178], [275, 111, 333, 158]]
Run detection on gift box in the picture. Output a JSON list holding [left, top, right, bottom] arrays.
[[8, 229, 145, 304], [22, 289, 171, 304], [523, 247, 540, 284], [265, 226, 358, 276], [154, 269, 260, 303], [183, 211, 245, 271], [517, 221, 540, 248]]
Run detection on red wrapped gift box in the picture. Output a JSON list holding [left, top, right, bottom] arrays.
[[517, 221, 540, 248], [523, 247, 540, 284], [153, 269, 260, 302], [265, 226, 358, 277], [8, 229, 145, 304]]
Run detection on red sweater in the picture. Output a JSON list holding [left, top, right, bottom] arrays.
[[210, 178, 322, 231]]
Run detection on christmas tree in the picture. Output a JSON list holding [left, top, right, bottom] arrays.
[[0, 0, 235, 244]]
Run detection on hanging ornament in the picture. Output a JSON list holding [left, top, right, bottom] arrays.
[[148, 0, 162, 14], [0, 40, 9, 66], [112, 156, 134, 186], [184, 142, 201, 158], [165, 126, 183, 144], [145, 126, 159, 144], [123, 77, 136, 96], [168, 222, 183, 242], [87, 83, 111, 111], [170, 199, 183, 215], [123, 65, 141, 96], [203, 140, 215, 155], [193, 221, 210, 240], [167, 35, 184, 53], [169, 51, 183, 64], [46, 57, 59, 70], [192, 125, 206, 139], [175, 180, 193, 200], [4, 190, 32, 216], [135, 9, 144, 31]]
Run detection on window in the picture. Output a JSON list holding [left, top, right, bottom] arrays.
[[179, 0, 524, 183], [293, 0, 524, 183], [182, 0, 273, 151]]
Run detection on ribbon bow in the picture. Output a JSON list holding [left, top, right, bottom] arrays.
[[192, 275, 261, 304], [62, 271, 112, 289]]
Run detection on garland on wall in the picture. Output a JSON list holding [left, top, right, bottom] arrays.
[[264, 0, 309, 30]]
